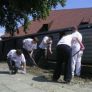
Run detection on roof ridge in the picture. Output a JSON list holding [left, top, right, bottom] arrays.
[[52, 7, 92, 12]]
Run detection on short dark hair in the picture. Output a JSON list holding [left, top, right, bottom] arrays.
[[59, 31, 66, 39], [73, 26, 78, 30], [33, 37, 39, 42], [48, 35, 53, 40], [16, 49, 22, 55]]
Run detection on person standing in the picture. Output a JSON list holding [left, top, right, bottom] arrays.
[[7, 49, 26, 74], [22, 37, 38, 66], [34, 35, 53, 64], [71, 27, 85, 77], [52, 34, 72, 83], [52, 33, 84, 83]]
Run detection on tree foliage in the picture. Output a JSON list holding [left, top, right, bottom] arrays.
[[0, 0, 66, 36]]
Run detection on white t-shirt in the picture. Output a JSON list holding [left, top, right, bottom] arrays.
[[39, 36, 52, 49], [72, 31, 82, 50], [7, 49, 26, 68], [57, 34, 73, 47], [23, 38, 37, 51]]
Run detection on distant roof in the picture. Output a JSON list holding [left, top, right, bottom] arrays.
[[4, 7, 92, 37]]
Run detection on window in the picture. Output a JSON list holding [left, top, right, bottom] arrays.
[[38, 24, 48, 33]]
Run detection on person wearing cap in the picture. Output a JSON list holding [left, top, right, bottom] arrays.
[[7, 49, 26, 74]]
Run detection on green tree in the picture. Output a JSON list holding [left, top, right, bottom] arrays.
[[0, 0, 66, 36]]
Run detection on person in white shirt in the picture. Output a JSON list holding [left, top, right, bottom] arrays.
[[52, 33, 84, 83], [7, 49, 26, 74], [23, 37, 38, 66], [71, 27, 85, 77], [35, 35, 53, 64]]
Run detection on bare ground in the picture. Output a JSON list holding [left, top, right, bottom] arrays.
[[0, 62, 92, 92]]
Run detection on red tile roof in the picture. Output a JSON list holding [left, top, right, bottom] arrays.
[[4, 7, 92, 37]]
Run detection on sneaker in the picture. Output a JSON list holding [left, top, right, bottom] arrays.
[[64, 80, 71, 84], [64, 79, 71, 84], [75, 74, 80, 77], [72, 75, 74, 78], [21, 70, 26, 74]]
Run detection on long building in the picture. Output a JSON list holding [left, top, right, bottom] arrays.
[[1, 8, 92, 67]]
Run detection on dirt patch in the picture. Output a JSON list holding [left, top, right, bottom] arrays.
[[27, 65, 92, 85]]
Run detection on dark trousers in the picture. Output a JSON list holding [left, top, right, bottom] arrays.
[[22, 48, 35, 66], [7, 59, 18, 74], [34, 48, 45, 64], [53, 44, 72, 82]]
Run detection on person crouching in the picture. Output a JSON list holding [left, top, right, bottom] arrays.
[[7, 49, 26, 74]]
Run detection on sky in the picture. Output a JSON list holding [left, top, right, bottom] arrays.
[[0, 0, 92, 36], [53, 0, 92, 10]]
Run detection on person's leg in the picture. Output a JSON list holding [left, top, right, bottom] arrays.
[[28, 51, 38, 67], [22, 48, 33, 66], [71, 54, 77, 77], [52, 60, 63, 81], [7, 59, 13, 74], [34, 48, 45, 64], [63, 45, 72, 82], [13, 67, 18, 74], [52, 45, 63, 81], [12, 61, 18, 74], [75, 51, 83, 76]]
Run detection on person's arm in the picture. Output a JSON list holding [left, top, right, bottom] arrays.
[[29, 50, 33, 57], [21, 54, 26, 73], [76, 38, 85, 50], [29, 43, 37, 57], [48, 42, 53, 54], [21, 62, 26, 71], [23, 40, 26, 47], [44, 48, 47, 59]]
